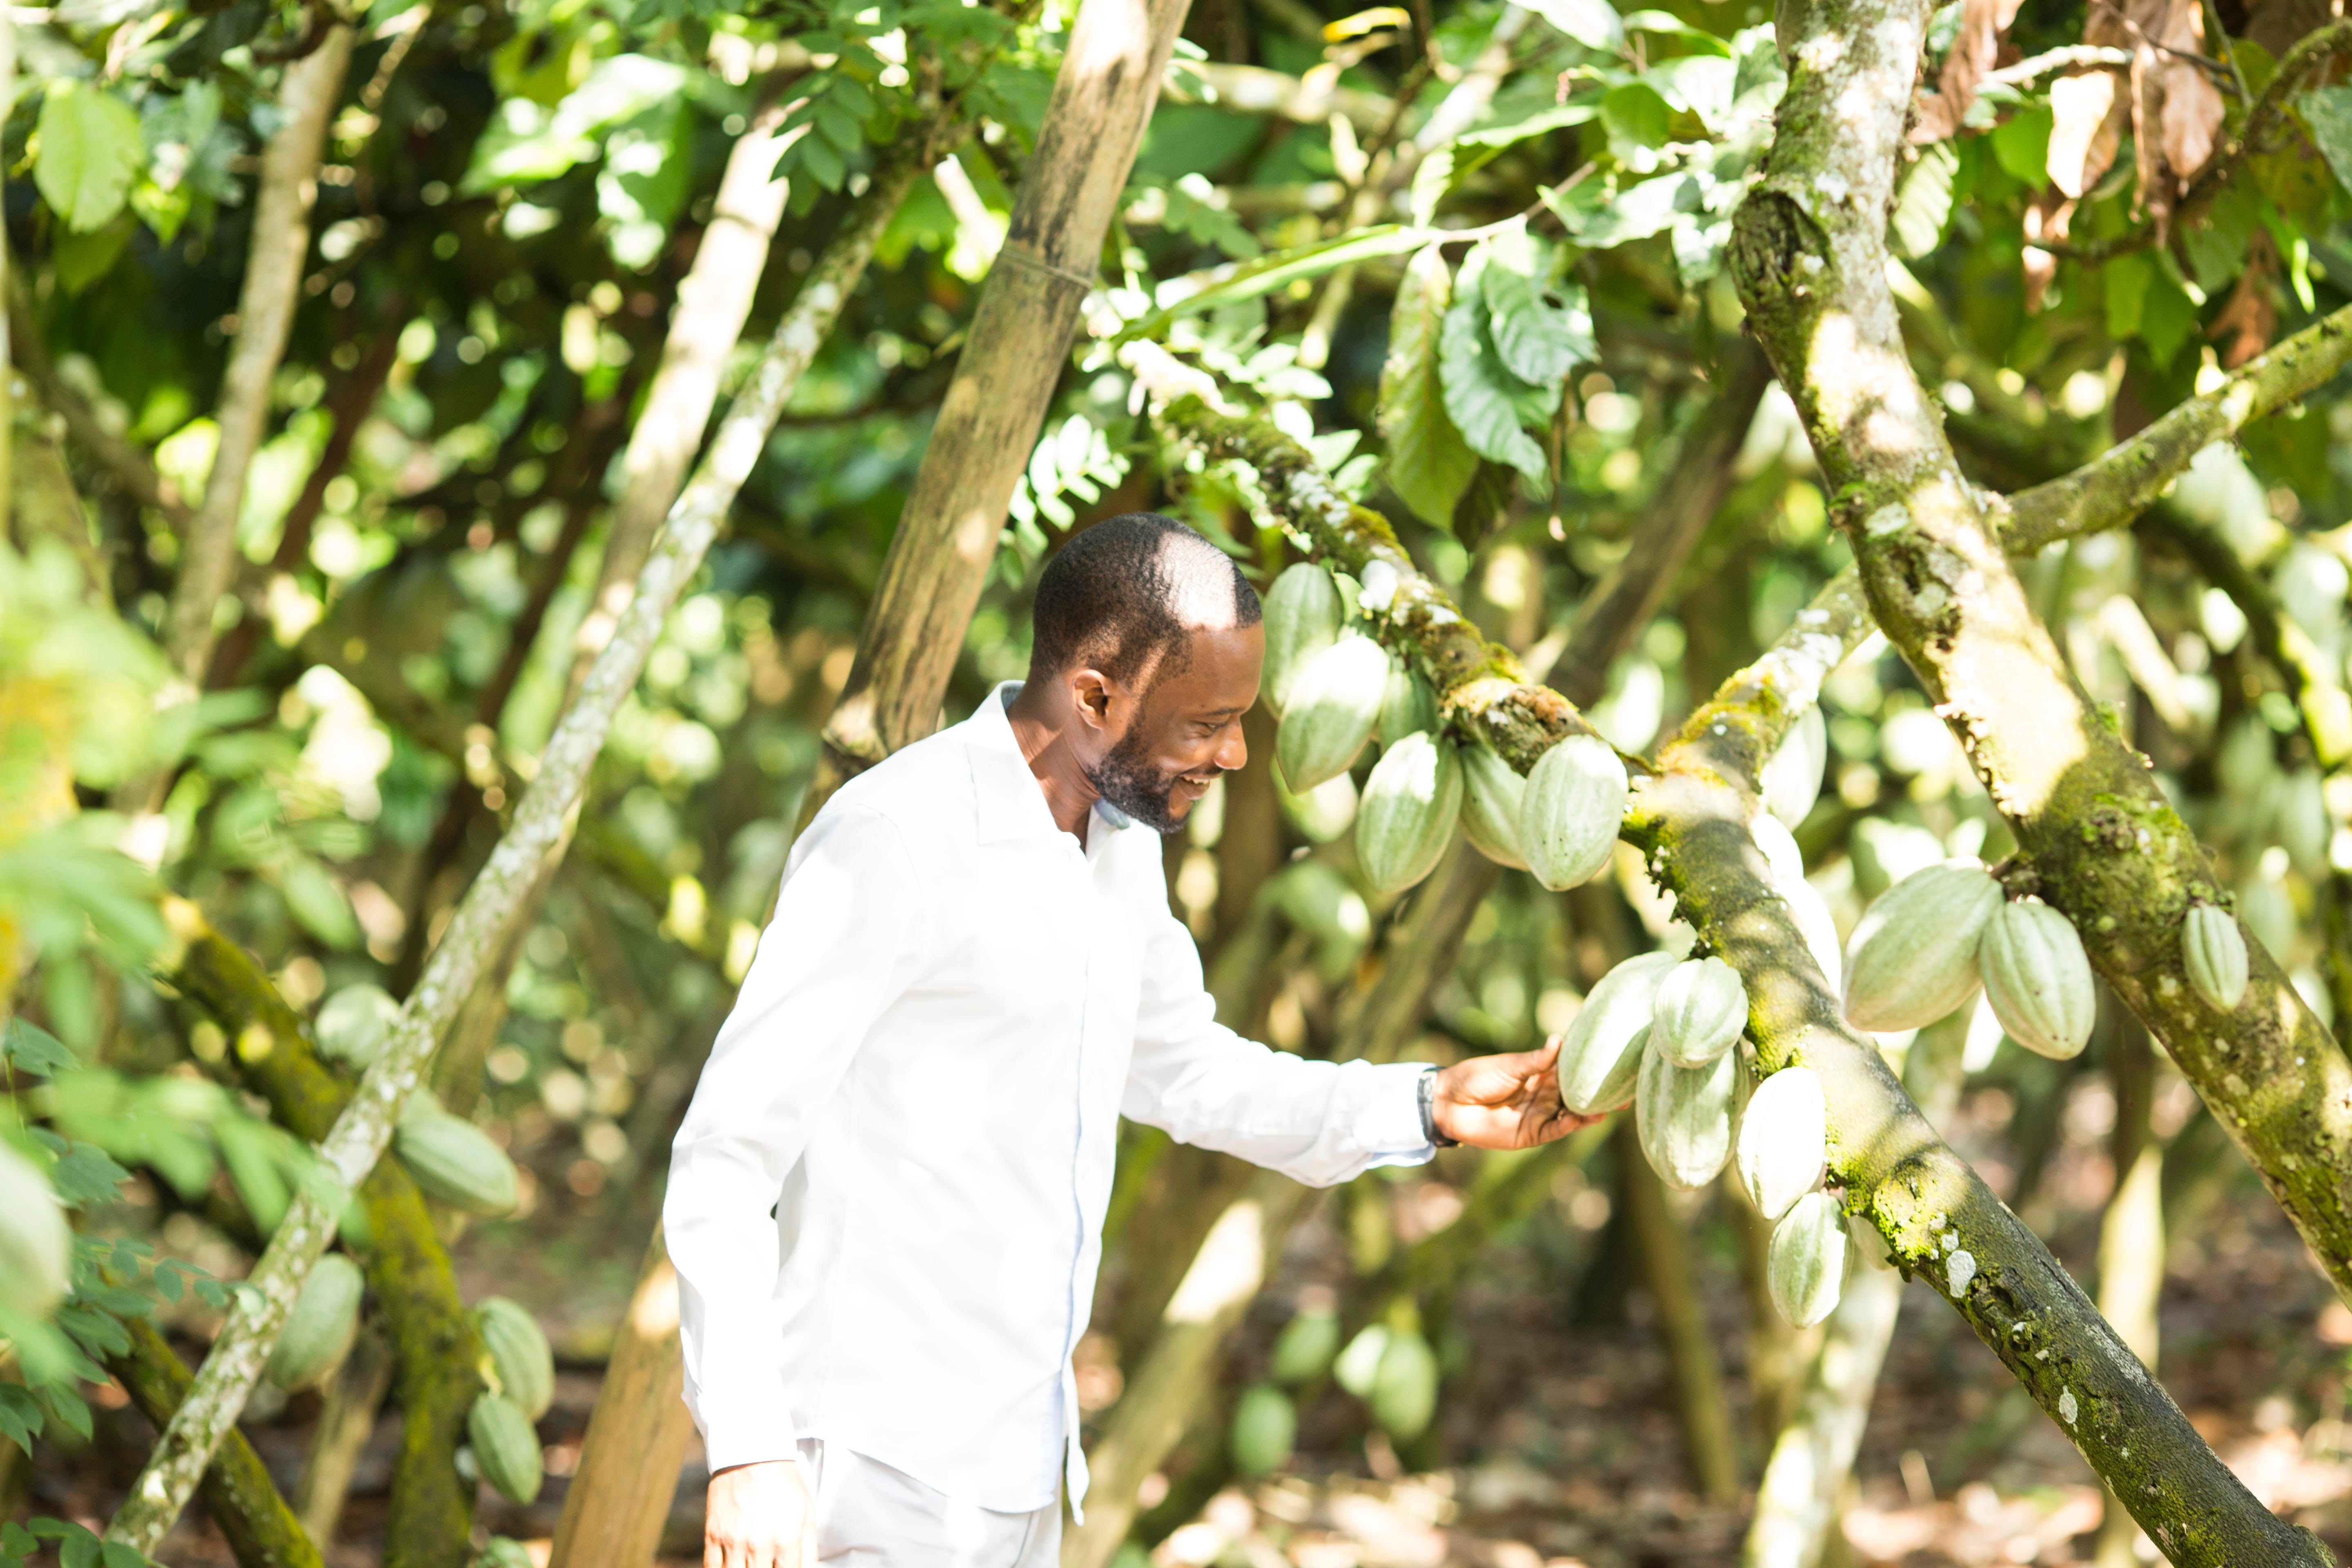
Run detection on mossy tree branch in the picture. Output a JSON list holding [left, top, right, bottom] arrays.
[[1144, 383, 2331, 1565], [106, 1316, 323, 1568], [1728, 0, 2352, 1355], [167, 911, 483, 1568]]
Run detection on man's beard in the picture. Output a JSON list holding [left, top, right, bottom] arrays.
[[1084, 724, 1198, 835]]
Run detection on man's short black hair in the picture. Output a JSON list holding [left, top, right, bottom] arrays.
[[1028, 512, 1262, 685]]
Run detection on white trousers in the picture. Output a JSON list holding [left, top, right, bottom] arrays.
[[798, 1439, 1062, 1568]]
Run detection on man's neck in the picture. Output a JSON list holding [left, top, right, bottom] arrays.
[[1005, 682, 1100, 842]]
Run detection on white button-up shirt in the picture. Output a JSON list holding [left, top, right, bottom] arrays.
[[664, 684, 1432, 1513]]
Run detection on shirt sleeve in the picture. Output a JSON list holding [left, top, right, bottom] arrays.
[[1121, 878, 1432, 1188], [662, 804, 931, 1473]]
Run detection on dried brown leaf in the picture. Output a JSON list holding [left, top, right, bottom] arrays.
[[2047, 68, 2128, 196], [2210, 229, 2279, 367]]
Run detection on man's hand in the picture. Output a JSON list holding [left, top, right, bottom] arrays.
[[1429, 1038, 1599, 1150], [706, 1459, 815, 1568]]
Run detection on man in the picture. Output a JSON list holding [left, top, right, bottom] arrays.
[[667, 513, 1589, 1568]]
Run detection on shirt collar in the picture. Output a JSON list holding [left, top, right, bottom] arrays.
[[961, 683, 1131, 845]]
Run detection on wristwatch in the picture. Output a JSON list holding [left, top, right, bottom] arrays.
[[1417, 1067, 1459, 1148]]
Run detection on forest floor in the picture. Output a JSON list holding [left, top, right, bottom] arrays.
[[25, 1073, 2352, 1567]]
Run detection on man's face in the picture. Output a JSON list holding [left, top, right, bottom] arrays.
[[1079, 624, 1263, 833]]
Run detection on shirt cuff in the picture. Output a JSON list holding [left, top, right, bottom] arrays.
[[1356, 1061, 1437, 1167], [694, 1401, 803, 1476]]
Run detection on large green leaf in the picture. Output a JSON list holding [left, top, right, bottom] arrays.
[[35, 89, 145, 234], [1524, 0, 1625, 51], [2298, 87, 2352, 194], [1481, 229, 1594, 386], [1439, 252, 1549, 486], [1556, 173, 1699, 249], [1891, 142, 1957, 260], [1379, 245, 1480, 529], [1118, 225, 1433, 341]]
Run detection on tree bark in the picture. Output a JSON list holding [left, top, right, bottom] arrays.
[[107, 1316, 322, 1568], [1620, 1119, 1741, 1504], [821, 0, 1196, 775], [104, 113, 949, 1561], [162, 28, 354, 682], [1727, 0, 2352, 1323], [569, 94, 799, 689]]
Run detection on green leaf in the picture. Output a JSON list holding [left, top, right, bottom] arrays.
[[277, 857, 361, 949], [2299, 87, 2352, 194], [1558, 173, 1699, 249], [0, 1388, 41, 1457], [1524, 0, 1625, 51], [1481, 230, 1594, 385], [1601, 82, 1671, 162], [1439, 252, 1550, 486], [1989, 107, 2052, 187], [35, 88, 146, 234], [4, 1017, 75, 1079], [1454, 101, 1601, 150], [1891, 143, 1956, 259], [2140, 266, 2198, 367], [2105, 249, 2152, 340], [1379, 245, 1480, 529]]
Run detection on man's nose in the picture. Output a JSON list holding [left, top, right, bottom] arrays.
[[1215, 720, 1249, 773]]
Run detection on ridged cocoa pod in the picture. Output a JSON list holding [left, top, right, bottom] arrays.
[[1980, 898, 2095, 1060], [1841, 861, 2002, 1032], [1276, 633, 1388, 792], [1377, 661, 1439, 750], [475, 1295, 555, 1420], [467, 1392, 544, 1504], [1760, 706, 1826, 829], [1768, 1191, 1848, 1327], [1556, 951, 1678, 1114], [1735, 1066, 1825, 1221], [1262, 563, 1344, 717], [1355, 732, 1462, 895], [395, 1105, 521, 1216], [1517, 734, 1626, 891], [1459, 744, 1527, 869], [1651, 957, 1746, 1068], [2181, 902, 2249, 1013], [1636, 1039, 1737, 1191], [264, 1253, 363, 1392]]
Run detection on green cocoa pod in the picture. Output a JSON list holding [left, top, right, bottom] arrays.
[[1517, 733, 1626, 891], [1557, 951, 1679, 1115], [1276, 633, 1389, 792], [1230, 1383, 1297, 1477], [1735, 1066, 1826, 1221], [475, 1296, 555, 1420], [2182, 902, 2249, 1013], [1848, 1209, 1894, 1272], [395, 1105, 521, 1216], [1750, 815, 1843, 991], [2240, 876, 2296, 960], [2280, 769, 2331, 877], [1980, 899, 2095, 1060], [1370, 1329, 1439, 1439], [1768, 1191, 1848, 1328], [1459, 744, 1527, 869], [1651, 957, 1746, 1068], [1263, 563, 1345, 717], [1841, 861, 2002, 1032], [314, 983, 400, 1068], [265, 1253, 363, 1392], [1377, 661, 1440, 750], [1636, 1038, 1737, 1192], [1356, 731, 1462, 895], [1332, 1324, 1388, 1397], [1269, 1306, 1340, 1386], [1760, 706, 1827, 829], [0, 1140, 71, 1319], [467, 1392, 543, 1504], [216, 1114, 292, 1237]]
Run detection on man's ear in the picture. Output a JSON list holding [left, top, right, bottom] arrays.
[[1069, 667, 1116, 733]]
